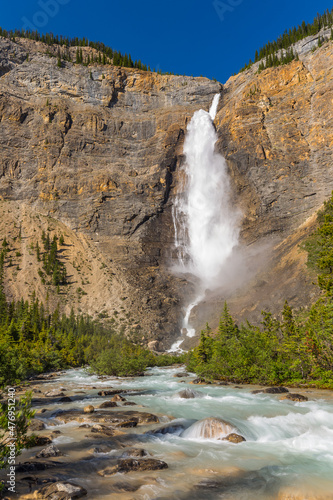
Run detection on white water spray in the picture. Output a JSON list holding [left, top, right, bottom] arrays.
[[172, 94, 240, 343]]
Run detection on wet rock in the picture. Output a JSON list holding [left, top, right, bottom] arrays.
[[111, 394, 126, 402], [148, 421, 185, 435], [120, 448, 149, 458], [15, 461, 57, 473], [35, 374, 56, 380], [79, 424, 91, 428], [83, 405, 95, 413], [44, 390, 66, 397], [98, 458, 168, 476], [26, 436, 52, 448], [98, 401, 118, 408], [91, 424, 116, 436], [98, 389, 123, 396], [56, 409, 159, 425], [123, 401, 137, 406], [182, 418, 236, 440], [234, 386, 244, 389], [36, 444, 61, 458], [59, 396, 72, 403], [252, 387, 289, 394], [265, 387, 289, 394], [192, 377, 204, 384], [35, 481, 87, 499], [29, 419, 46, 431], [177, 389, 200, 399], [223, 433, 246, 443], [173, 372, 190, 378], [36, 409, 48, 414], [114, 419, 138, 428], [281, 393, 308, 402], [112, 481, 140, 492]]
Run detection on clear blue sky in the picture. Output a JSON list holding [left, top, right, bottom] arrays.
[[1, 0, 332, 82]]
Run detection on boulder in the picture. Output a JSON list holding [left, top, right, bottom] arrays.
[[177, 389, 199, 399], [44, 390, 65, 397], [98, 389, 123, 396], [59, 396, 72, 403], [173, 372, 190, 378], [223, 433, 246, 443], [148, 421, 185, 435], [264, 387, 289, 394], [90, 424, 116, 436], [36, 481, 87, 499], [192, 377, 206, 384], [123, 401, 137, 406], [148, 340, 159, 351], [252, 387, 289, 395], [36, 444, 61, 458], [280, 393, 308, 402], [182, 418, 236, 440], [120, 448, 150, 458], [114, 419, 138, 428], [98, 458, 168, 476], [29, 419, 46, 431], [83, 405, 95, 414], [15, 461, 57, 473], [26, 436, 52, 448], [111, 394, 126, 402], [56, 409, 159, 425], [98, 401, 118, 408]]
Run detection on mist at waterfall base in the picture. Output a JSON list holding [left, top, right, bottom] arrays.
[[172, 94, 241, 340]]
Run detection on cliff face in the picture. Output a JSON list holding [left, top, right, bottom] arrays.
[[0, 36, 220, 346], [207, 39, 333, 328], [0, 35, 333, 348]]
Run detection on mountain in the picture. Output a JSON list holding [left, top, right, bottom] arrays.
[[0, 32, 332, 349]]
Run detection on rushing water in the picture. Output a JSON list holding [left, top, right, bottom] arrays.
[[18, 367, 333, 499], [172, 95, 240, 343]]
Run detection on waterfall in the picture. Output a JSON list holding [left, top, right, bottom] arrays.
[[172, 94, 240, 342]]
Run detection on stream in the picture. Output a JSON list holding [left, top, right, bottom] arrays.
[[6, 367, 333, 499]]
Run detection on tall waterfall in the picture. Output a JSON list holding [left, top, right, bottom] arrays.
[[173, 94, 240, 339]]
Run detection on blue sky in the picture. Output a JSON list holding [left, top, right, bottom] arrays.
[[1, 0, 332, 82]]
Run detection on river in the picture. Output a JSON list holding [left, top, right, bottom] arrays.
[[9, 366, 333, 499]]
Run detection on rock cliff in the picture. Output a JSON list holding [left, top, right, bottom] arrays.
[[0, 35, 332, 348]]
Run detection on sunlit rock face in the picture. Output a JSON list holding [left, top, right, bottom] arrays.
[[0, 36, 220, 347], [1, 34, 333, 348]]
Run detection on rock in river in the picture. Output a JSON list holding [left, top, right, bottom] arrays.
[[280, 393, 309, 402], [36, 444, 62, 458], [223, 433, 246, 443], [98, 458, 168, 476], [83, 405, 95, 413], [177, 389, 201, 399], [35, 481, 87, 499]]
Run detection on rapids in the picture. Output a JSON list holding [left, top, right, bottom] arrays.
[[12, 366, 333, 499]]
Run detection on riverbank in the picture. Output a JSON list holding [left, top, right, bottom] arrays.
[[1, 367, 333, 499]]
